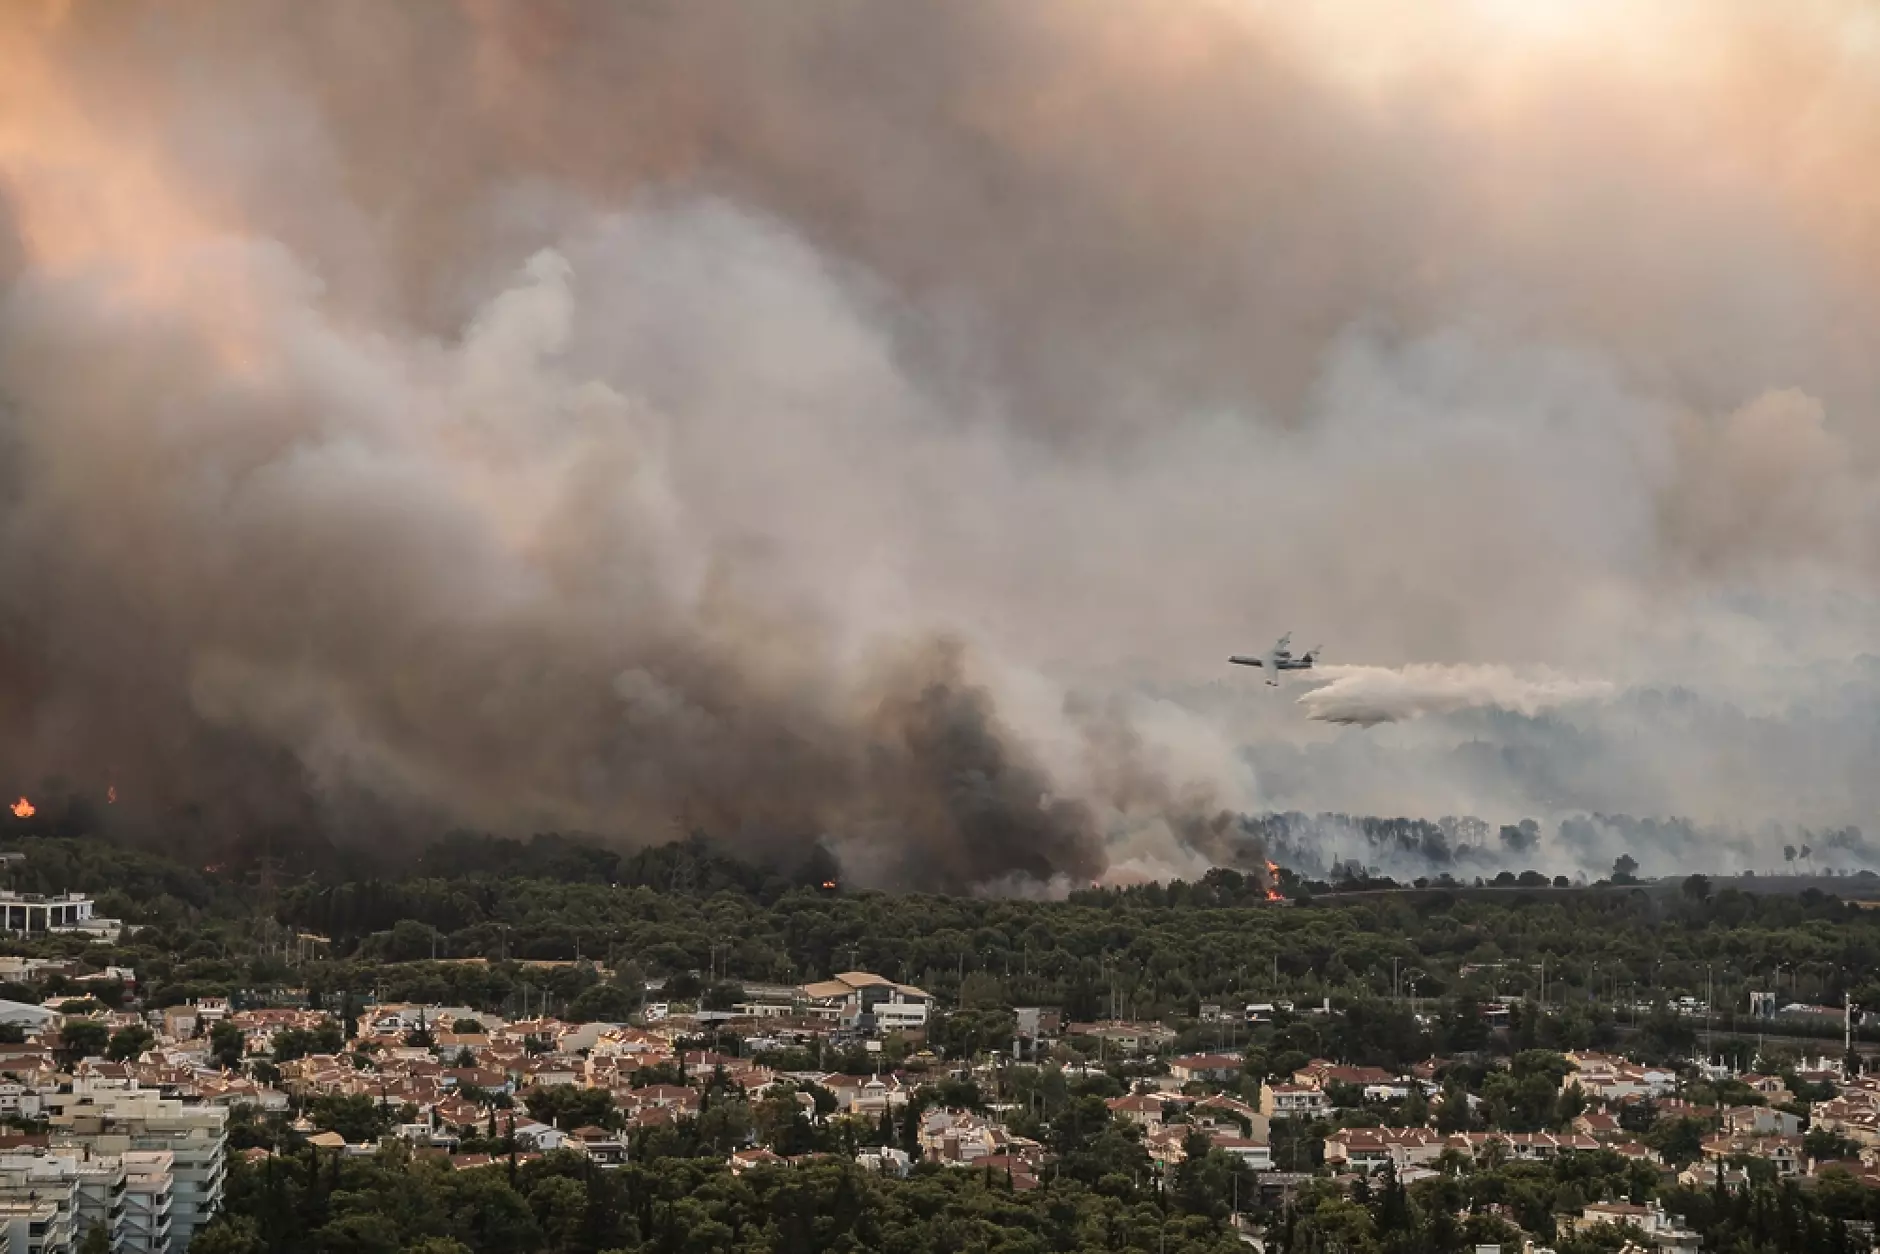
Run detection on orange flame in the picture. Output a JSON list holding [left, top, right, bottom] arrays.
[[106, 785, 117, 805], [1265, 859, 1285, 901], [9, 797, 32, 819], [821, 880, 838, 890]]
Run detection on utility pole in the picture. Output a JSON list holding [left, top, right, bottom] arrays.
[[1706, 964, 1714, 1064]]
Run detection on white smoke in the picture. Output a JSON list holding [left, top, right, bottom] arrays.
[[1296, 665, 1615, 727], [5, 0, 1880, 883]]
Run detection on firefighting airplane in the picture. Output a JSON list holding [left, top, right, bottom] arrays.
[[1229, 634, 1320, 686]]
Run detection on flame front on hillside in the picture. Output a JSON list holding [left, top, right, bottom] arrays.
[[9, 798, 33, 819]]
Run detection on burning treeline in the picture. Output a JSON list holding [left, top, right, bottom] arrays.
[[3, 1, 1880, 891]]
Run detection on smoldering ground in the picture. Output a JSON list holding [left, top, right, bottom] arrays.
[[3, 1, 1880, 888]]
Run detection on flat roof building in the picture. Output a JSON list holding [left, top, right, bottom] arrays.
[[0, 894, 94, 936]]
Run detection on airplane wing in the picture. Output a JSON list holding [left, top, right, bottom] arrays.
[[1230, 650, 1281, 684]]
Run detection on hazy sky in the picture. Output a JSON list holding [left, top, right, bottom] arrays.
[[3, 1, 1879, 886]]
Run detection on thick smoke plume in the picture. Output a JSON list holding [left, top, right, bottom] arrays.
[[1298, 666, 1614, 727], [3, 1, 1880, 888]]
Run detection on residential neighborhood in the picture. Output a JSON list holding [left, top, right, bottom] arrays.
[[0, 920, 1870, 1254]]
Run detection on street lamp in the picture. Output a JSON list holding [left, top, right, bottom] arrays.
[[1401, 968, 1429, 1018]]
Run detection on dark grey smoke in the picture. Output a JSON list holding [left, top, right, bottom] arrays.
[[848, 639, 1105, 888], [2, 1, 1880, 888]]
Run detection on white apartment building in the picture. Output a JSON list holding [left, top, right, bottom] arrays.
[[43, 1078, 225, 1251], [0, 1085, 46, 1122], [65, 1152, 126, 1252], [0, 1197, 69, 1254], [874, 1001, 930, 1032], [0, 894, 95, 936], [0, 1148, 127, 1253], [119, 1152, 174, 1254], [0, 1164, 75, 1254]]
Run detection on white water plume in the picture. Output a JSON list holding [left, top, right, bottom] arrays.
[[1297, 665, 1615, 727]]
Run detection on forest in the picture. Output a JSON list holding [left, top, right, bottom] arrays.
[[185, 1100, 1880, 1254], [6, 831, 1880, 1072]]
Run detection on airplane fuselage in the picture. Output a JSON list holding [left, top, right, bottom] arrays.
[[1229, 647, 1316, 686]]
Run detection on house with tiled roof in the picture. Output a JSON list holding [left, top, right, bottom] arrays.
[[1258, 1082, 1330, 1120], [624, 1085, 699, 1120], [730, 1147, 784, 1174], [1562, 1199, 1700, 1252], [1191, 1093, 1268, 1143], [567, 1125, 628, 1167], [1572, 1111, 1622, 1140], [1701, 1133, 1803, 1177], [1447, 1131, 1601, 1162], [975, 1153, 1043, 1189], [798, 973, 933, 1035], [1721, 1105, 1802, 1138], [1281, 1060, 1416, 1104], [1324, 1127, 1446, 1171], [1170, 1054, 1243, 1084], [1106, 1092, 1168, 1130], [1811, 1094, 1880, 1146]]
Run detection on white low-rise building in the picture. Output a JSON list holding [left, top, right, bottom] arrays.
[[856, 1147, 911, 1176], [0, 893, 98, 936], [798, 973, 932, 1035]]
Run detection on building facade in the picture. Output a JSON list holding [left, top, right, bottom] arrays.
[[0, 895, 96, 937], [43, 1078, 226, 1251]]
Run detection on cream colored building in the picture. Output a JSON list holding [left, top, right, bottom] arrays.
[[799, 972, 932, 1033], [0, 1198, 67, 1254], [120, 1152, 175, 1254], [43, 1078, 224, 1251]]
